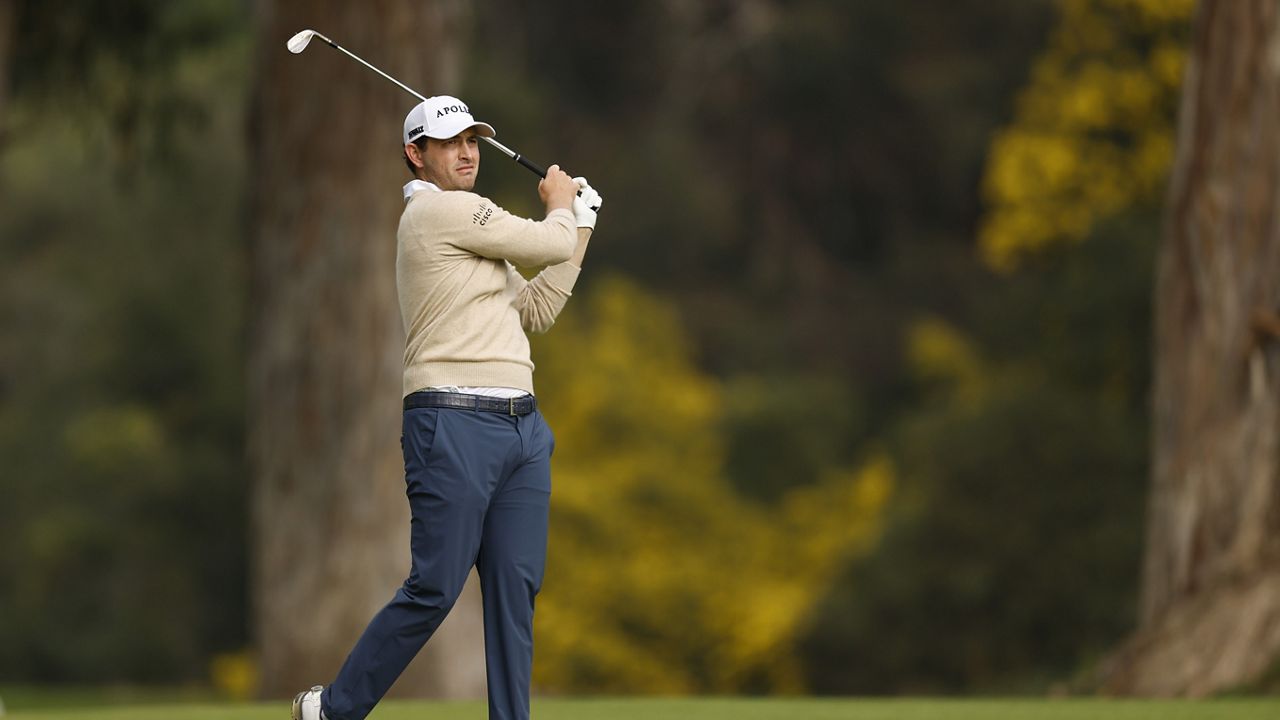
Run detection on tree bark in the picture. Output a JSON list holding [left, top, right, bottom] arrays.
[[1104, 0, 1280, 697], [249, 0, 485, 699]]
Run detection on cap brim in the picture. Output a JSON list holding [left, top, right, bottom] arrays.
[[425, 119, 496, 140]]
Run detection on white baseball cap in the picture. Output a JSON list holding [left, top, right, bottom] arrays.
[[403, 95, 496, 145]]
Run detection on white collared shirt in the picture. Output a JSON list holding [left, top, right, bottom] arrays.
[[403, 178, 442, 202], [425, 385, 530, 399]]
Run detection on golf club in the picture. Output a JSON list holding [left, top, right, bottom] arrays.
[[287, 29, 555, 182]]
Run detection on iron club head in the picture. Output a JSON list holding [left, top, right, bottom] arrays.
[[286, 30, 319, 54]]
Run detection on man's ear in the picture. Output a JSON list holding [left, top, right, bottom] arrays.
[[405, 142, 426, 169]]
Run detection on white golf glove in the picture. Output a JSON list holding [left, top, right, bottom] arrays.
[[572, 177, 603, 229]]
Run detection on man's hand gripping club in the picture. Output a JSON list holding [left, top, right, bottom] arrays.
[[539, 165, 603, 230], [539, 164, 603, 267]]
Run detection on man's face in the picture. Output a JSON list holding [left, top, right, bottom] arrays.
[[413, 128, 481, 191]]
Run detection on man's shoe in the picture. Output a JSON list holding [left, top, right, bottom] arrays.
[[291, 685, 325, 720]]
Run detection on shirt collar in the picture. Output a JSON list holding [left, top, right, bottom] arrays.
[[403, 179, 442, 202]]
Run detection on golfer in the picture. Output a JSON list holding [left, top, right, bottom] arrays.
[[292, 95, 602, 720]]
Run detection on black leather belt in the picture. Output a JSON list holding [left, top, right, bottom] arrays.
[[403, 390, 537, 416]]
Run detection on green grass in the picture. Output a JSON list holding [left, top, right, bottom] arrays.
[[3, 698, 1279, 720]]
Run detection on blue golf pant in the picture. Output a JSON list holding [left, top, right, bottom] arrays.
[[321, 405, 553, 720]]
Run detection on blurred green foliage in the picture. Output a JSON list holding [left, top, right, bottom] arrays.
[[0, 0, 249, 681], [794, 0, 1190, 692], [801, 217, 1157, 693]]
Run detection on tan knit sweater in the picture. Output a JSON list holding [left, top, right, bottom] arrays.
[[396, 187, 580, 397]]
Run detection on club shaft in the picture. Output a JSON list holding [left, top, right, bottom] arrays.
[[324, 36, 426, 103], [318, 35, 548, 177], [484, 136, 536, 170]]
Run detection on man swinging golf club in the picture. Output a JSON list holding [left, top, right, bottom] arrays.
[[292, 95, 602, 720]]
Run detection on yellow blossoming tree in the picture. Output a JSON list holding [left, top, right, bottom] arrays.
[[530, 277, 892, 693], [980, 0, 1195, 270]]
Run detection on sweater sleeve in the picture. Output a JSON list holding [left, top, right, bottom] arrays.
[[505, 260, 582, 334], [434, 191, 577, 268]]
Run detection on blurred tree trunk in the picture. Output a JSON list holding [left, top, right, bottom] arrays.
[[249, 0, 485, 699], [1104, 0, 1280, 697]]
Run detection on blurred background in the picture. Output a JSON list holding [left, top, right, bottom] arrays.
[[2, 0, 1277, 707]]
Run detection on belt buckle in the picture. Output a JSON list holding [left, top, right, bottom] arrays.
[[508, 397, 516, 416]]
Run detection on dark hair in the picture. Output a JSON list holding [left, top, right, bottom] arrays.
[[404, 136, 429, 175]]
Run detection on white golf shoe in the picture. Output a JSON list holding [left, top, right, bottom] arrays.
[[291, 685, 325, 720]]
